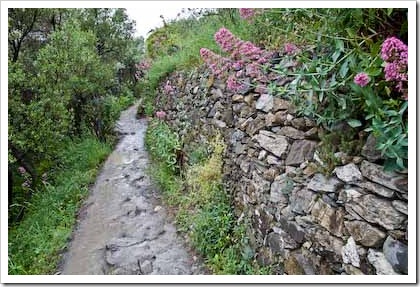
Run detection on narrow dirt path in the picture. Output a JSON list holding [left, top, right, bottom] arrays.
[[60, 104, 204, 275]]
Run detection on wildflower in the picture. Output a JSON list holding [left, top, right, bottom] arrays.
[[200, 47, 232, 78], [354, 72, 370, 87], [284, 43, 298, 55], [381, 36, 408, 62], [155, 111, 167, 119], [214, 28, 239, 53], [380, 36, 408, 99], [227, 75, 246, 93], [239, 8, 255, 20]]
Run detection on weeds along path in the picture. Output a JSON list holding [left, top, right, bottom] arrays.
[[60, 103, 204, 275]]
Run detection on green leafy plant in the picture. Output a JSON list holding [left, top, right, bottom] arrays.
[[146, 119, 181, 172]]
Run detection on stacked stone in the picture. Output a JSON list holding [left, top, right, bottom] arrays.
[[153, 57, 408, 275]]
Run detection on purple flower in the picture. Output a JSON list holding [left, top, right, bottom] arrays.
[[214, 28, 238, 53], [227, 75, 246, 93], [381, 36, 408, 62], [239, 8, 255, 20], [155, 111, 166, 119], [354, 72, 370, 87]]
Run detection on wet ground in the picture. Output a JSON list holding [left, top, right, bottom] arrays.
[[60, 104, 205, 275]]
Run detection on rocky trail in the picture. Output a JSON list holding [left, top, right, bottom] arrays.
[[59, 104, 205, 275]]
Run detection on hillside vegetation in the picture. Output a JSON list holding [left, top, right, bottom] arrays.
[[8, 8, 144, 274]]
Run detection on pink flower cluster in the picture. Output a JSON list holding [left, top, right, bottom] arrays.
[[200, 48, 232, 77], [164, 81, 175, 95], [214, 28, 267, 64], [200, 28, 272, 92], [227, 75, 246, 93], [239, 8, 256, 22], [380, 36, 408, 99], [155, 110, 166, 119], [354, 72, 370, 87]]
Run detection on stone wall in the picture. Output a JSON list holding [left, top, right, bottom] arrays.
[[153, 62, 408, 275]]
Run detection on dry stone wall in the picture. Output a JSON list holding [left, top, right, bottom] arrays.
[[153, 61, 408, 275]]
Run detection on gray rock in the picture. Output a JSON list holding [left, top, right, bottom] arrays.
[[239, 158, 250, 173], [252, 171, 271, 194], [307, 227, 344, 262], [307, 173, 342, 193], [311, 199, 346, 237], [245, 115, 266, 136], [277, 126, 305, 140], [285, 140, 317, 166], [391, 200, 408, 215], [207, 101, 223, 118], [279, 217, 306, 244], [240, 105, 255, 118], [233, 143, 246, 155], [290, 188, 316, 215], [230, 129, 245, 145], [344, 221, 386, 248], [252, 130, 289, 158], [212, 119, 226, 129], [361, 134, 382, 162], [360, 160, 408, 193], [367, 249, 398, 275], [342, 237, 360, 267], [268, 227, 299, 254], [256, 94, 273, 112], [334, 163, 363, 183], [270, 175, 292, 204], [345, 194, 406, 230], [232, 103, 245, 115], [266, 155, 283, 166], [353, 180, 395, 198], [383, 236, 408, 274], [258, 150, 268, 160], [192, 86, 199, 94]]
